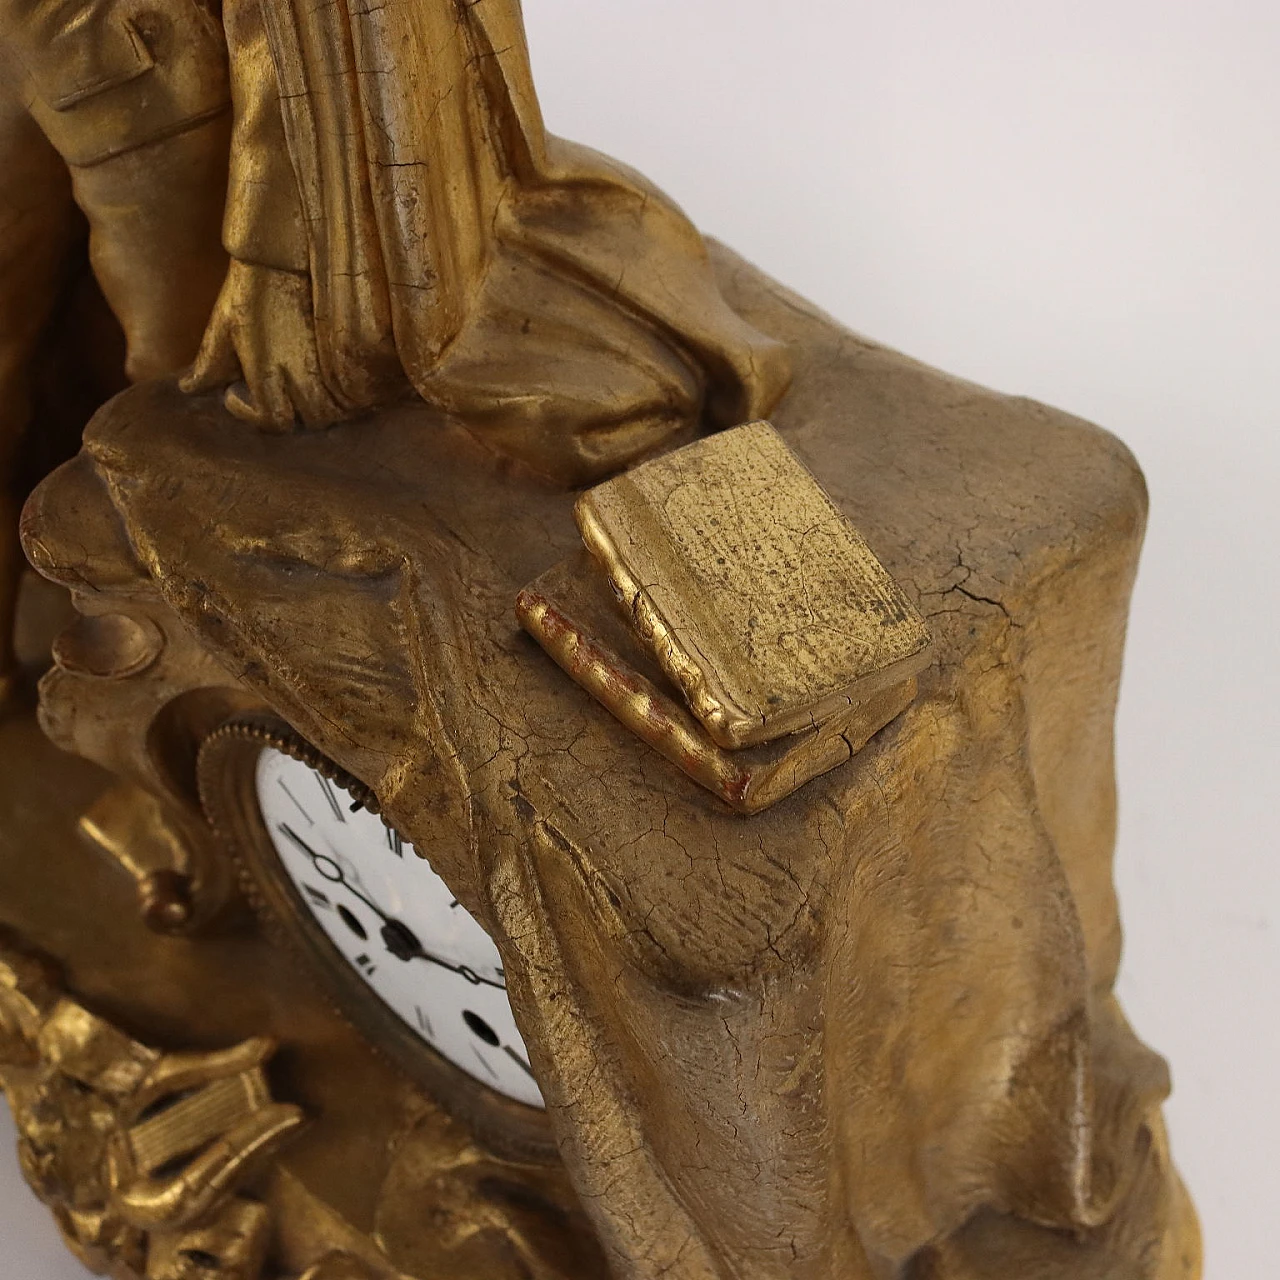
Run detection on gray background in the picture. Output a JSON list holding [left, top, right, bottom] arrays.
[[4, 1, 1275, 1275]]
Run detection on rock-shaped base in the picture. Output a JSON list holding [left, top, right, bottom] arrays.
[[18, 245, 1199, 1279]]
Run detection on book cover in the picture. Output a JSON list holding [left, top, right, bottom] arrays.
[[574, 422, 932, 749]]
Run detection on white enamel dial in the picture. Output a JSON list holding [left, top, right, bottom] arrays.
[[255, 746, 544, 1109]]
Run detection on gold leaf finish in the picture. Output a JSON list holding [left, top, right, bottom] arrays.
[[0, 0, 1200, 1274], [516, 552, 920, 813], [11, 244, 1201, 1278], [0, 0, 787, 711], [574, 421, 933, 751], [0, 931, 302, 1278], [0, 708, 607, 1280]]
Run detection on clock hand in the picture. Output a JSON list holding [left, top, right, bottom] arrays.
[[390, 923, 508, 990], [448, 962, 506, 991], [278, 824, 507, 989], [279, 824, 392, 922], [503, 1044, 536, 1080]]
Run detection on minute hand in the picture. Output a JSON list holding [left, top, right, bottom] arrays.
[[280, 824, 392, 921], [279, 824, 506, 991], [409, 948, 506, 990]]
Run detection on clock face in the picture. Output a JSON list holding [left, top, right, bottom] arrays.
[[255, 746, 544, 1111]]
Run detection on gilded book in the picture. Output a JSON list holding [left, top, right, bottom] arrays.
[[516, 554, 922, 814], [573, 422, 932, 749]]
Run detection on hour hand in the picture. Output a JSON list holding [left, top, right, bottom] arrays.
[[279, 824, 389, 922], [379, 920, 504, 989], [279, 823, 339, 881], [381, 921, 495, 985]]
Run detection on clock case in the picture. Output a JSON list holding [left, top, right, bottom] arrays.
[[0, 690, 601, 1280], [6, 243, 1201, 1279], [197, 713, 556, 1163]]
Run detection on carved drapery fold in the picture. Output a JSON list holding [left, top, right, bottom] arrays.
[[193, 0, 791, 482]]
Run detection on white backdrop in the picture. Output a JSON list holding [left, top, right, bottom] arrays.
[[3, 2, 1275, 1276]]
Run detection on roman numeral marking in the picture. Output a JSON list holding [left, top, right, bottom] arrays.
[[386, 828, 404, 857], [315, 774, 346, 823], [277, 778, 314, 825], [504, 1045, 536, 1080], [414, 1005, 434, 1037], [302, 884, 331, 909], [471, 1045, 498, 1081]]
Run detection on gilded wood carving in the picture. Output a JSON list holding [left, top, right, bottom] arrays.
[[0, 931, 302, 1277], [0, 2, 1199, 1278]]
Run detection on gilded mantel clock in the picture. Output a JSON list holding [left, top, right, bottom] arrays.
[[0, 0, 1199, 1277], [199, 717, 552, 1155]]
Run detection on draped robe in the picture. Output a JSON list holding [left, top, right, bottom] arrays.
[[43, 247, 1199, 1280], [204, 0, 790, 483]]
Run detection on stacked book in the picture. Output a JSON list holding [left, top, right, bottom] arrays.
[[517, 422, 932, 814]]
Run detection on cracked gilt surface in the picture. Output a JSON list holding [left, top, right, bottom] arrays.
[[573, 421, 932, 751], [66, 247, 1198, 1280]]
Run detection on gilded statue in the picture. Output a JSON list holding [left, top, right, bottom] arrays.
[[0, 2, 1200, 1278], [0, 931, 301, 1278], [0, 0, 787, 702], [0, 0, 230, 705]]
